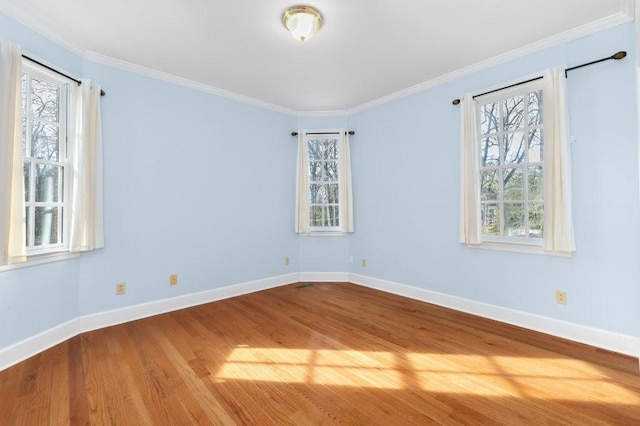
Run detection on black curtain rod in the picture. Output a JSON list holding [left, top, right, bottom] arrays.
[[291, 131, 355, 136], [22, 54, 106, 97], [451, 50, 626, 105]]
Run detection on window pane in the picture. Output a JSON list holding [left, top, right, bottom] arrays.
[[310, 206, 323, 227], [34, 206, 59, 246], [481, 102, 499, 135], [327, 184, 339, 203], [31, 121, 59, 161], [308, 141, 322, 160], [480, 137, 499, 166], [23, 162, 31, 202], [480, 170, 499, 201], [529, 203, 544, 238], [504, 131, 525, 164], [504, 203, 525, 237], [35, 164, 60, 202], [310, 184, 324, 204], [324, 161, 338, 181], [309, 161, 322, 181], [528, 129, 543, 163], [528, 166, 543, 201], [481, 204, 500, 236], [325, 139, 338, 160], [502, 96, 524, 130], [328, 206, 339, 227], [31, 77, 59, 122], [528, 90, 543, 126], [503, 168, 523, 201]]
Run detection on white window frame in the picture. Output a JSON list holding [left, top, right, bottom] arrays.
[[305, 130, 344, 234], [0, 62, 77, 272], [476, 80, 545, 248], [21, 62, 72, 258]]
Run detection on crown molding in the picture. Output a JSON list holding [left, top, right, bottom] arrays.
[[83, 51, 297, 116], [346, 11, 634, 115], [0, 0, 85, 57], [0, 2, 633, 117]]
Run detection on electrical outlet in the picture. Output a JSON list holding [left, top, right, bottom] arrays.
[[116, 282, 126, 295], [284, 257, 290, 266], [556, 290, 567, 305], [361, 258, 367, 267], [170, 274, 178, 286]]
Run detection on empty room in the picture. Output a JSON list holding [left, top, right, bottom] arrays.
[[1, 0, 640, 424]]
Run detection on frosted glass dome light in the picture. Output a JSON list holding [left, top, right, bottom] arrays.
[[282, 5, 323, 42]]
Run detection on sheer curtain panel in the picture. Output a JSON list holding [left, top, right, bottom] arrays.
[[69, 79, 104, 252], [459, 95, 482, 245], [543, 67, 575, 253], [0, 42, 26, 265], [295, 133, 310, 234], [338, 132, 354, 233]]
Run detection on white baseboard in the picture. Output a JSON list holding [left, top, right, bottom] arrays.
[[79, 273, 299, 333], [2, 271, 638, 372], [350, 273, 640, 358], [0, 318, 80, 372], [0, 273, 298, 372]]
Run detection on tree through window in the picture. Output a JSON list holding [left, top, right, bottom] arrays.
[[478, 81, 544, 241], [22, 64, 69, 253], [307, 133, 341, 229]]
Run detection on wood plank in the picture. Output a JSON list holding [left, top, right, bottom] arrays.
[[1, 282, 638, 425]]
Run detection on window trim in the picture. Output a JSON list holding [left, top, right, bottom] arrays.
[[474, 78, 546, 249], [304, 129, 345, 234], [21, 60, 73, 257], [0, 251, 80, 272]]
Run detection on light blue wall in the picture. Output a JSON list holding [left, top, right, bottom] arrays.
[[0, 13, 83, 349], [0, 12, 298, 344], [77, 63, 297, 315], [348, 23, 640, 336], [0, 10, 638, 351]]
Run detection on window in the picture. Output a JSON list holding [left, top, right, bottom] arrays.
[[22, 63, 70, 255], [460, 67, 574, 255], [1, 43, 103, 270], [307, 133, 341, 230], [478, 81, 544, 243], [295, 130, 354, 234]]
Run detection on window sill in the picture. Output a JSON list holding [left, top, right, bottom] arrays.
[[299, 231, 350, 237], [0, 251, 80, 272], [465, 240, 571, 257]]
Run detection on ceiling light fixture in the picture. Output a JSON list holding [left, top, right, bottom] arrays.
[[282, 5, 323, 42]]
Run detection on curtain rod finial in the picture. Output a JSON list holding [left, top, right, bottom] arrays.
[[452, 98, 461, 105], [291, 132, 298, 136], [613, 51, 627, 60]]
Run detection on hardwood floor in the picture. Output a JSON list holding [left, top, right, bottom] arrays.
[[1, 282, 639, 425]]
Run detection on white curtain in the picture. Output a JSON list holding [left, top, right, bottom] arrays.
[[69, 79, 104, 252], [459, 95, 482, 245], [339, 132, 354, 233], [295, 132, 310, 233], [0, 41, 26, 265], [543, 67, 575, 253]]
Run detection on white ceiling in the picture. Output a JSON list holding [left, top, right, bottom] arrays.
[[0, 0, 633, 112]]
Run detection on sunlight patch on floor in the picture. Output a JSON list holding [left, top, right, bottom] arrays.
[[214, 346, 640, 403], [216, 347, 402, 389]]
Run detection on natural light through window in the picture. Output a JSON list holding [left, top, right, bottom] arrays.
[[217, 347, 403, 389], [214, 346, 640, 404]]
